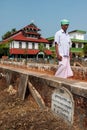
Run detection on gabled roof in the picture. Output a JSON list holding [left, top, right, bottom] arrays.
[[69, 30, 86, 34], [47, 36, 87, 44], [1, 29, 48, 44], [13, 31, 48, 43], [1, 22, 48, 44]]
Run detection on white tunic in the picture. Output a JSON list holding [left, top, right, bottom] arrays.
[[54, 29, 72, 57]]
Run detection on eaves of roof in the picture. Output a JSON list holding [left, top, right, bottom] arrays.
[[10, 48, 52, 55], [1, 31, 49, 44], [69, 30, 86, 34], [44, 50, 52, 55], [71, 39, 87, 43], [47, 36, 54, 41], [71, 48, 83, 52], [10, 48, 39, 55], [47, 36, 87, 43]]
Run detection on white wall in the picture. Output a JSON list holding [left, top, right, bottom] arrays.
[[22, 42, 26, 48], [10, 41, 46, 50], [76, 33, 84, 40], [10, 41, 19, 48], [46, 44, 49, 49], [34, 43, 38, 49], [69, 32, 84, 40], [29, 42, 32, 49]]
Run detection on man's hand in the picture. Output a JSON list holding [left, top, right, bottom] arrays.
[[69, 52, 72, 59], [57, 55, 62, 61], [55, 43, 62, 61]]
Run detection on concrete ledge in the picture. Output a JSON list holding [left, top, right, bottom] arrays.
[[29, 74, 87, 98], [0, 65, 87, 99]]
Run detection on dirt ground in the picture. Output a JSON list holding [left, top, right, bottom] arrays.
[[0, 76, 77, 130], [0, 64, 86, 130]]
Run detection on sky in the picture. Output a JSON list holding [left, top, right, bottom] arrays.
[[0, 0, 87, 40]]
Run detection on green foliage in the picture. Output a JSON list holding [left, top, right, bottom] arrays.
[[50, 46, 55, 51], [0, 48, 9, 56], [2, 28, 16, 40], [0, 39, 13, 56], [50, 46, 56, 58], [2, 31, 11, 40], [39, 43, 45, 51], [0, 43, 9, 48], [83, 44, 87, 56]]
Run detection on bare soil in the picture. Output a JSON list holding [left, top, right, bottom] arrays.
[[0, 64, 86, 130], [0, 77, 76, 130]]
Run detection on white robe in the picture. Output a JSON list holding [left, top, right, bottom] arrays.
[[55, 57, 73, 78]]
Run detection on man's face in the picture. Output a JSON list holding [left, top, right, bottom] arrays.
[[61, 24, 69, 32]]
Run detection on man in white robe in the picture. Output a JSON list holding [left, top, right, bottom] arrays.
[[54, 19, 73, 78]]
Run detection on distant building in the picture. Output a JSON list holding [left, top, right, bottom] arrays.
[[1, 23, 52, 60], [69, 30, 87, 57], [47, 30, 87, 58]]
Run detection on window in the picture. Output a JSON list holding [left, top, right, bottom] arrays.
[[19, 42, 22, 48], [26, 42, 28, 49], [32, 42, 35, 49], [78, 43, 82, 48]]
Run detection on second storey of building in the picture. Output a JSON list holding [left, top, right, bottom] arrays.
[[1, 23, 52, 56]]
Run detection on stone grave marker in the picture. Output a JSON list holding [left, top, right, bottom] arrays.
[[51, 87, 74, 124], [18, 74, 28, 100]]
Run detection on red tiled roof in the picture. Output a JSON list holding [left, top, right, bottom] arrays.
[[10, 48, 39, 54], [1, 31, 49, 44], [24, 23, 41, 31], [1, 22, 50, 45], [10, 48, 52, 55], [23, 31, 40, 35], [13, 32, 48, 43], [44, 50, 52, 55]]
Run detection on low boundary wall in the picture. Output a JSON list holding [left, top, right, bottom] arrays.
[[0, 64, 87, 129]]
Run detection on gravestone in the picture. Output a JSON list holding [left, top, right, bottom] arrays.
[[51, 87, 74, 124], [18, 74, 28, 100]]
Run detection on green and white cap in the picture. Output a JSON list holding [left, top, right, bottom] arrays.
[[61, 19, 69, 25]]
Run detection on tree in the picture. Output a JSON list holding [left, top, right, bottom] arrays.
[[0, 39, 13, 57], [50, 46, 56, 59], [38, 43, 45, 52], [2, 31, 11, 40], [0, 43, 9, 57], [83, 44, 87, 57], [11, 28, 16, 34], [2, 28, 16, 40]]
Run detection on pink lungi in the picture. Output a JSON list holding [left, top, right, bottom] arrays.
[[55, 57, 73, 78]]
